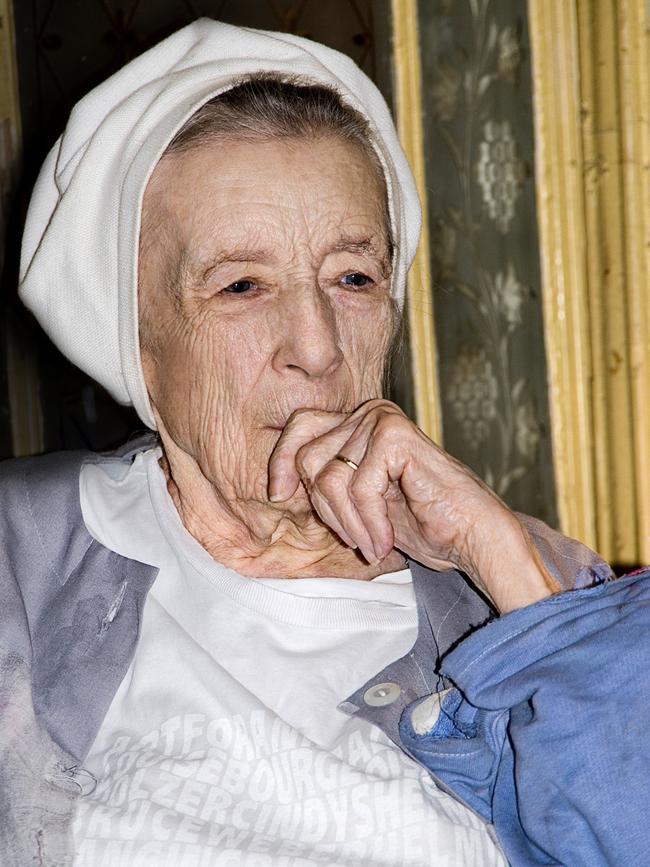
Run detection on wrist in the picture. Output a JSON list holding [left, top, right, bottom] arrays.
[[468, 515, 561, 614]]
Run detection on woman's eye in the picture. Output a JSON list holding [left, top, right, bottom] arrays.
[[224, 279, 257, 294], [341, 272, 374, 288]]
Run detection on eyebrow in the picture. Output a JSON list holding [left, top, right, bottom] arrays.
[[332, 235, 392, 279], [195, 235, 391, 281], [191, 247, 275, 285], [332, 236, 381, 256], [201, 247, 275, 269], [204, 238, 379, 260]]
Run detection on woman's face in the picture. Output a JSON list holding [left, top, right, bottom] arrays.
[[139, 135, 396, 509]]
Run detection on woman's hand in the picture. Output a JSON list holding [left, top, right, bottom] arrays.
[[268, 399, 560, 613]]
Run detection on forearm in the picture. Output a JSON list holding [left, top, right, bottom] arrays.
[[466, 515, 563, 614]]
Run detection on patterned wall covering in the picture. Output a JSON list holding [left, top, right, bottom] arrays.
[[8, 0, 396, 453], [418, 0, 557, 525]]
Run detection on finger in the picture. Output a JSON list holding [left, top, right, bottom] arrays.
[[295, 426, 358, 484], [290, 414, 380, 561], [285, 400, 400, 486], [307, 488, 359, 551], [268, 409, 347, 502], [345, 414, 409, 559], [299, 407, 401, 560], [331, 415, 393, 559], [309, 465, 379, 564], [334, 410, 403, 560], [339, 401, 403, 464], [303, 418, 379, 562], [351, 468, 395, 560], [293, 402, 391, 483]]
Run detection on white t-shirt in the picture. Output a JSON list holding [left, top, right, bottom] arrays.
[[72, 447, 505, 866]]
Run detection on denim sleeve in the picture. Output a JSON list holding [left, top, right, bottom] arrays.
[[399, 569, 650, 867]]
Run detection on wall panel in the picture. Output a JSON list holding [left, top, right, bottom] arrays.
[[529, 0, 650, 562]]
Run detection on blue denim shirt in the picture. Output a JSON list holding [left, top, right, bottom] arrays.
[[399, 568, 650, 866]]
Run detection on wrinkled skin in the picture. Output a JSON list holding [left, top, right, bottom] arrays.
[[268, 402, 558, 612], [139, 136, 558, 611]]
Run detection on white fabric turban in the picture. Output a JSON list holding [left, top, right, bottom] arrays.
[[19, 18, 421, 429]]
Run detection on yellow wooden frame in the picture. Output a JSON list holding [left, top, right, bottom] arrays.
[[529, 0, 650, 562], [391, 0, 443, 444], [618, 0, 650, 562]]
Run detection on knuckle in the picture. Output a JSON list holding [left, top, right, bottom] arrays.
[[348, 484, 364, 507], [375, 410, 407, 443], [349, 474, 372, 504], [364, 397, 394, 412], [314, 464, 346, 499], [295, 442, 316, 477], [358, 399, 404, 429], [287, 407, 313, 423], [366, 398, 402, 418], [284, 407, 315, 434]]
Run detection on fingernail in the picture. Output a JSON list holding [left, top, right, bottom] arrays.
[[268, 482, 282, 501], [362, 548, 380, 566]]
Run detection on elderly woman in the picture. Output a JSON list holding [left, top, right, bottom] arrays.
[[4, 18, 649, 867]]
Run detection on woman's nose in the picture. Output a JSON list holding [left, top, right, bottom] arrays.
[[272, 286, 343, 380]]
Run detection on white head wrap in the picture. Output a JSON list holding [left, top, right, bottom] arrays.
[[19, 19, 421, 429]]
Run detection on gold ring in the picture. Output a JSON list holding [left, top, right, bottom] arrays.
[[334, 454, 359, 471]]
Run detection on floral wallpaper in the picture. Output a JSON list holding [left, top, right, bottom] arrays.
[[418, 0, 557, 524]]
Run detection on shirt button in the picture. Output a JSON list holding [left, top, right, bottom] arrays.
[[46, 765, 97, 797], [363, 681, 402, 707]]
